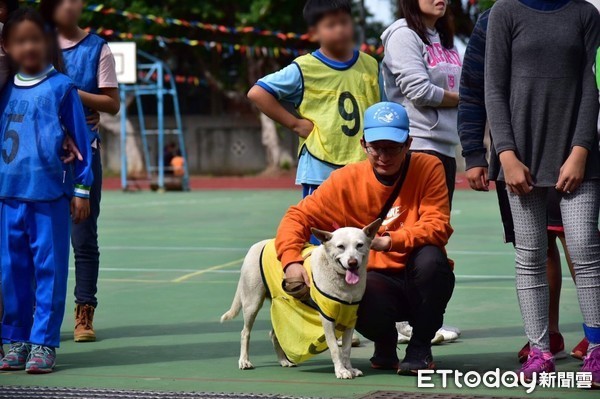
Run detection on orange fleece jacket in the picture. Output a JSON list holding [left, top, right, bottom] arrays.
[[275, 153, 453, 270]]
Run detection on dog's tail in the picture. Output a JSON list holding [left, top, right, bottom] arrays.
[[220, 288, 242, 322]]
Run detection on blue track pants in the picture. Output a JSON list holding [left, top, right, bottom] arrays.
[[1, 197, 71, 348]]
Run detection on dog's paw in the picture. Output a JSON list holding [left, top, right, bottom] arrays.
[[279, 359, 296, 368], [335, 368, 354, 380], [238, 359, 254, 370], [350, 368, 363, 377]]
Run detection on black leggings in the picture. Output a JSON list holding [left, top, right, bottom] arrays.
[[355, 246, 455, 363]]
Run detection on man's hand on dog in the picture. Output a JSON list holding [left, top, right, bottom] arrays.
[[371, 236, 392, 252], [284, 262, 310, 287]]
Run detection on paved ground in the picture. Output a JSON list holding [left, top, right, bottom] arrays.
[[0, 190, 595, 398]]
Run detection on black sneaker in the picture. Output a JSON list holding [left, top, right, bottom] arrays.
[[397, 344, 435, 376], [370, 340, 399, 370]]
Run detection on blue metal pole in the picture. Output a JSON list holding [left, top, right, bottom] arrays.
[[119, 86, 128, 190], [169, 82, 189, 191], [157, 63, 165, 190], [135, 92, 152, 180]]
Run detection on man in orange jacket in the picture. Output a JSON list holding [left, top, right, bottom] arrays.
[[275, 102, 455, 375]]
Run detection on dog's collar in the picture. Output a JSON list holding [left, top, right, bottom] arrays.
[[311, 271, 362, 306]]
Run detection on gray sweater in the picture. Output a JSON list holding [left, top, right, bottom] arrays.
[[381, 19, 462, 158], [485, 0, 600, 186]]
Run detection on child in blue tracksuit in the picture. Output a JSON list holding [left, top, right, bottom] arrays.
[[41, 0, 120, 342], [0, 0, 20, 362], [0, 8, 92, 374]]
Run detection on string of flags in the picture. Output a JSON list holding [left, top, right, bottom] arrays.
[[140, 71, 209, 87], [26, 0, 384, 59], [22, 0, 385, 86], [85, 3, 314, 42], [87, 27, 312, 58], [24, 0, 314, 43], [89, 28, 384, 87], [89, 28, 384, 58]]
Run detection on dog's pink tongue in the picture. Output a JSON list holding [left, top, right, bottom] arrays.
[[345, 269, 360, 285]]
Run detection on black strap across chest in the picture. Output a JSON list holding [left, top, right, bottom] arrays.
[[377, 153, 411, 221]]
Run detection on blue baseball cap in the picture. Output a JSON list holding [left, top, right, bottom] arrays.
[[363, 102, 410, 144]]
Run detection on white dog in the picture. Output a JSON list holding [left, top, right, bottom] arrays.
[[221, 220, 381, 379]]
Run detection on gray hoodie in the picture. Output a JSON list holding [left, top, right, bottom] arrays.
[[381, 19, 462, 158]]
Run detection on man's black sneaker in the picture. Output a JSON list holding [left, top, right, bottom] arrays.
[[397, 344, 435, 376]]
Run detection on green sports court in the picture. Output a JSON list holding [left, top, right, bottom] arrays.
[[0, 188, 596, 399]]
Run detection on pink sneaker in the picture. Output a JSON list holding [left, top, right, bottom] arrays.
[[519, 347, 555, 383], [581, 346, 600, 389]]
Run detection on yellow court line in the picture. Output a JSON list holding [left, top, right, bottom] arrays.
[[171, 258, 244, 283]]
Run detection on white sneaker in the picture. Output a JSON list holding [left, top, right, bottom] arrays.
[[337, 334, 361, 347], [396, 322, 461, 345], [433, 325, 461, 345], [396, 321, 412, 344]]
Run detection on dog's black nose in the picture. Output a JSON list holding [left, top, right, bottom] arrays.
[[347, 258, 359, 269]]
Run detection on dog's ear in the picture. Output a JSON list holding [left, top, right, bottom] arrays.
[[363, 219, 382, 240], [311, 228, 333, 243]]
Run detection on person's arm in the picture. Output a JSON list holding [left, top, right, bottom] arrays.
[[556, 8, 600, 193], [485, 4, 533, 195], [458, 12, 490, 191], [570, 9, 600, 153], [383, 160, 453, 253], [78, 87, 120, 115], [60, 87, 93, 223], [0, 24, 10, 91], [275, 174, 345, 286], [78, 44, 121, 116], [247, 63, 313, 138], [485, 4, 516, 155], [596, 47, 600, 90], [385, 28, 457, 108], [247, 85, 313, 138], [275, 174, 343, 268]]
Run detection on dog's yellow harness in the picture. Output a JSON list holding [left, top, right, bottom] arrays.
[[260, 240, 360, 364]]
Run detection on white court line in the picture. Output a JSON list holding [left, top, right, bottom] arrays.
[[90, 268, 516, 279], [102, 198, 233, 209], [449, 250, 513, 256], [102, 246, 248, 252], [87, 268, 580, 282], [69, 267, 199, 273], [99, 245, 515, 256], [456, 274, 513, 280]]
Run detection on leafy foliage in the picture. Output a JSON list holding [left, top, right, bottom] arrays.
[[73, 1, 475, 115]]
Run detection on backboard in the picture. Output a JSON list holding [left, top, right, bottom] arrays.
[[108, 42, 137, 84]]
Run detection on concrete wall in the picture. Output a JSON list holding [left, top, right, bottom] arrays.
[[100, 115, 465, 176], [100, 115, 298, 176]]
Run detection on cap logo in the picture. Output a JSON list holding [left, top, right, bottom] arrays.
[[374, 107, 399, 125]]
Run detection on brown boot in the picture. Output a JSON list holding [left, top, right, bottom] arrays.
[[74, 304, 96, 342]]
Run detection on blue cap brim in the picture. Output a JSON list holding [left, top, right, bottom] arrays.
[[363, 127, 409, 144]]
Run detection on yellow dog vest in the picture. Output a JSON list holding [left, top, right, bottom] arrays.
[[294, 52, 380, 166], [260, 240, 360, 364]]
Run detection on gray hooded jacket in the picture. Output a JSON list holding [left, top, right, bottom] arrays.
[[381, 19, 462, 158]]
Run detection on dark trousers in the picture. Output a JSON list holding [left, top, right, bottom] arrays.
[[495, 181, 516, 244], [355, 246, 455, 363], [72, 147, 102, 308], [410, 150, 456, 208], [302, 184, 321, 246]]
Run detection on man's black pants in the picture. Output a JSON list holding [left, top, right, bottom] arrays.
[[355, 246, 455, 364]]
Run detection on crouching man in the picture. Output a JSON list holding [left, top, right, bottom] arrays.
[[275, 102, 455, 375]]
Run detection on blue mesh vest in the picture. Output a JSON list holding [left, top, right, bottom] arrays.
[[0, 72, 79, 201], [62, 34, 106, 143]]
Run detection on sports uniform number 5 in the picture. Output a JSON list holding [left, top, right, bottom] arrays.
[[1, 130, 19, 164], [338, 92, 360, 137]]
